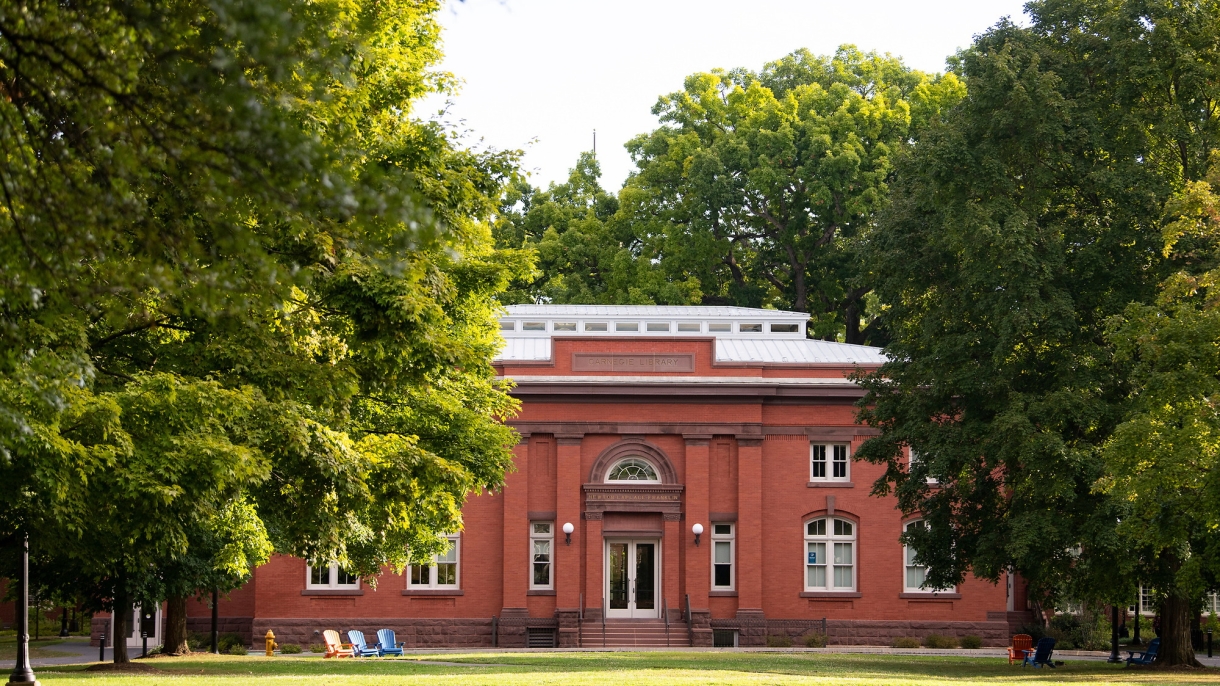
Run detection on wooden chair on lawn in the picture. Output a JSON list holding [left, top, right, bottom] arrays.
[[377, 629, 405, 657], [1008, 634, 1033, 665], [1022, 637, 1057, 668], [1126, 637, 1160, 666], [347, 629, 382, 658], [322, 629, 354, 658]]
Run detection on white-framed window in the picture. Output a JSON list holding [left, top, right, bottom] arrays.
[[677, 322, 702, 332], [409, 535, 460, 589], [902, 519, 952, 592], [530, 522, 554, 589], [605, 457, 660, 483], [712, 523, 735, 590], [646, 322, 670, 332], [553, 322, 577, 331], [499, 320, 515, 331], [908, 450, 938, 484], [811, 444, 850, 481], [584, 322, 608, 332], [306, 562, 359, 589], [1129, 586, 1155, 615], [805, 517, 855, 591], [739, 323, 762, 333], [1208, 593, 1220, 615], [708, 322, 731, 332], [770, 323, 800, 333], [522, 321, 545, 331], [615, 322, 639, 332]]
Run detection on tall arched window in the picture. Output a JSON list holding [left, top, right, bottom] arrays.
[[605, 457, 660, 483], [904, 520, 950, 592], [804, 517, 855, 591]]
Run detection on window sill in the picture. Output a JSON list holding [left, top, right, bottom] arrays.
[[402, 589, 464, 596], [527, 589, 556, 596], [709, 590, 738, 597], [899, 592, 960, 600], [807, 481, 854, 488], [301, 589, 362, 596], [800, 591, 862, 598]]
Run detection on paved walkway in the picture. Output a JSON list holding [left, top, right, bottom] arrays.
[[6, 638, 1219, 670]]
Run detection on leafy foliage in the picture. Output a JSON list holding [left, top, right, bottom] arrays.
[[0, 0, 528, 661], [617, 46, 963, 341], [855, 0, 1220, 667]]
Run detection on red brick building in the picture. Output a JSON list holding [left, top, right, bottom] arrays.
[[96, 305, 1025, 649]]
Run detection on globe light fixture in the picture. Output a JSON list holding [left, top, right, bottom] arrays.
[[692, 523, 704, 547], [562, 522, 574, 545]]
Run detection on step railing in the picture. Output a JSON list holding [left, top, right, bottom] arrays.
[[684, 593, 693, 646], [602, 595, 606, 647], [663, 597, 669, 646], [578, 593, 583, 649]]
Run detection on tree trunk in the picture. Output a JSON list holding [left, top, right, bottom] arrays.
[[113, 585, 130, 664], [1157, 591, 1203, 667], [162, 595, 190, 655], [845, 299, 861, 345]]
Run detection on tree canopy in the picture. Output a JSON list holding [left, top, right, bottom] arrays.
[[855, 0, 1220, 666], [0, 0, 528, 660]]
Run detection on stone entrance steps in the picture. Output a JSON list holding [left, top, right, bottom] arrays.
[[579, 618, 691, 647]]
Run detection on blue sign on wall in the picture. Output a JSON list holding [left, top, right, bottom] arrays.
[[807, 551, 817, 564]]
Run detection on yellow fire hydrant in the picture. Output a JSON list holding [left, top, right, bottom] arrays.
[[265, 630, 278, 656]]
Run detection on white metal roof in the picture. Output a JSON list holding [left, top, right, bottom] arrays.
[[502, 304, 809, 318], [495, 330, 885, 365]]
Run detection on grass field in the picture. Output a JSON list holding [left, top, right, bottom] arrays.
[[0, 636, 76, 660], [15, 651, 1220, 685]]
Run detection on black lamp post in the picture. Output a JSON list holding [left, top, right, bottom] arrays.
[[1108, 604, 1121, 663], [7, 533, 40, 686]]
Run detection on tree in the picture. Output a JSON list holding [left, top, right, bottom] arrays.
[[494, 152, 697, 305], [619, 46, 963, 341], [0, 0, 527, 662], [1100, 154, 1220, 667], [855, 0, 1220, 666]]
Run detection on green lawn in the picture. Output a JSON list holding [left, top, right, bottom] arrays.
[[0, 636, 75, 660], [20, 651, 1220, 685]]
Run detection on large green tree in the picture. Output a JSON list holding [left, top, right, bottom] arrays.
[[0, 0, 527, 661], [494, 152, 696, 305], [618, 46, 963, 341], [856, 0, 1220, 666]]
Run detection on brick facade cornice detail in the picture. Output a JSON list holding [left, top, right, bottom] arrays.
[[581, 483, 684, 515]]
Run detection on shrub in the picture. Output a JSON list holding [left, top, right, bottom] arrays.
[[185, 631, 210, 651], [765, 634, 793, 647], [227, 643, 248, 655], [279, 643, 302, 654], [216, 632, 245, 653], [308, 643, 327, 654], [892, 637, 921, 648], [961, 635, 983, 649], [803, 633, 827, 648], [924, 634, 959, 649]]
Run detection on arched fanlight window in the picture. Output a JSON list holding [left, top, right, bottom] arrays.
[[606, 457, 660, 483]]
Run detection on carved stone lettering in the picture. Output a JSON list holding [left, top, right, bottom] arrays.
[[572, 353, 695, 373]]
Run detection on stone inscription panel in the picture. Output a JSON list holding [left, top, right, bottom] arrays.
[[572, 353, 694, 373]]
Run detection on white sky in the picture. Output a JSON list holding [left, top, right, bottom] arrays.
[[420, 0, 1031, 191]]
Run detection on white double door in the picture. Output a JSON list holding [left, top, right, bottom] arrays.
[[605, 539, 659, 618], [112, 604, 161, 649]]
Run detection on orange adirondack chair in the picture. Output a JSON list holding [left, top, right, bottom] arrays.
[[323, 629, 354, 658], [1008, 634, 1033, 665]]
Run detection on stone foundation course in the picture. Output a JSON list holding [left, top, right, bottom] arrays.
[[252, 617, 495, 649]]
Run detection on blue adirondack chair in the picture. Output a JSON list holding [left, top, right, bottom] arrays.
[[346, 630, 381, 657], [377, 629, 405, 657], [1126, 638, 1160, 666], [1022, 637, 1057, 668]]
